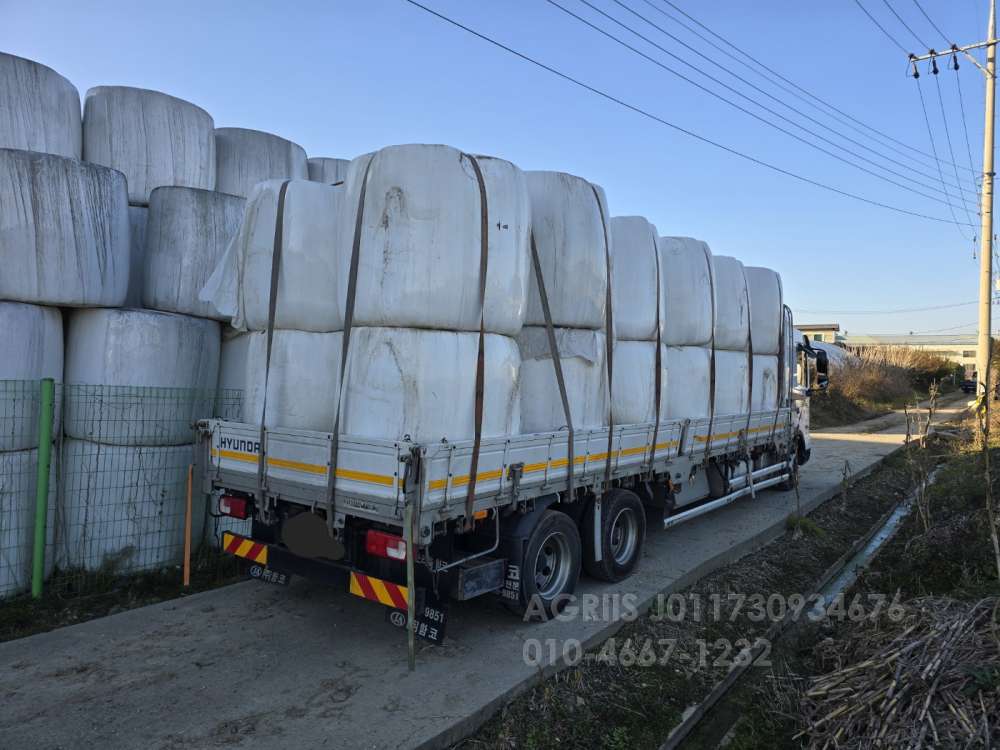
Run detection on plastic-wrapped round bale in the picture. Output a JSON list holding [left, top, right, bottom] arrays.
[[524, 171, 611, 330], [751, 354, 779, 412], [142, 187, 245, 319], [0, 52, 81, 158], [200, 179, 342, 331], [0, 448, 56, 598], [83, 87, 215, 205], [63, 309, 221, 446], [337, 145, 531, 335], [517, 327, 609, 433], [611, 341, 668, 425], [307, 157, 349, 184], [222, 328, 521, 442], [610, 216, 663, 341], [713, 350, 750, 417], [663, 346, 711, 419], [0, 148, 129, 307], [0, 302, 63, 451], [659, 237, 715, 347], [744, 266, 783, 356], [712, 256, 750, 351], [214, 127, 308, 199], [57, 440, 201, 573], [125, 206, 149, 307]]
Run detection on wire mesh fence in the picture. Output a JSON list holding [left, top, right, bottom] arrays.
[[0, 380, 244, 611]]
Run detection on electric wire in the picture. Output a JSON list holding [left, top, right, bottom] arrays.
[[911, 0, 951, 43], [657, 0, 978, 176], [546, 0, 976, 211], [609, 0, 979, 201], [934, 72, 979, 228], [797, 300, 980, 314], [955, 66, 983, 192], [399, 0, 973, 226], [881, 0, 930, 49], [855, 0, 910, 54], [914, 74, 974, 238]]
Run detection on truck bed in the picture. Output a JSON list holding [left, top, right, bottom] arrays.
[[200, 408, 792, 534]]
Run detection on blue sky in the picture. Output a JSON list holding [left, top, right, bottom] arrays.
[[2, 0, 994, 335]]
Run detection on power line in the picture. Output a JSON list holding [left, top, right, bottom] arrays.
[[545, 0, 976, 211], [914, 74, 974, 238], [955, 65, 982, 191], [911, 0, 951, 43], [881, 0, 930, 50], [933, 72, 979, 228], [796, 300, 982, 314], [607, 0, 979, 201], [657, 0, 979, 177], [399, 0, 973, 226], [854, 0, 910, 54]]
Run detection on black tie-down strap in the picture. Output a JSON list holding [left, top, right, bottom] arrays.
[[589, 185, 615, 488], [530, 232, 575, 499], [648, 233, 663, 473], [462, 153, 489, 530], [256, 180, 293, 505], [325, 156, 376, 536], [702, 242, 717, 461], [742, 274, 755, 448]]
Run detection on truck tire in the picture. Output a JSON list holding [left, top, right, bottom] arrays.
[[583, 489, 646, 582], [508, 509, 582, 621]]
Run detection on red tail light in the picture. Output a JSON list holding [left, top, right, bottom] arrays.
[[365, 530, 407, 561], [219, 494, 250, 520]]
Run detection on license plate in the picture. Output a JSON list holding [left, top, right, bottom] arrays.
[[248, 563, 291, 586]]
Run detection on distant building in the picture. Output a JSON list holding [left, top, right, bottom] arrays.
[[842, 333, 977, 377], [797, 323, 844, 344]]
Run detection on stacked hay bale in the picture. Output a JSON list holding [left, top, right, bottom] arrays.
[[658, 237, 716, 418], [745, 267, 784, 411], [0, 53, 125, 596], [608, 216, 667, 425], [712, 255, 753, 416], [210, 144, 528, 445], [214, 127, 308, 198], [518, 171, 613, 434], [307, 157, 349, 184]]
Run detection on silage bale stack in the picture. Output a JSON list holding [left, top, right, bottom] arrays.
[[712, 255, 753, 416], [59, 308, 220, 572], [209, 143, 528, 444], [658, 237, 716, 418], [518, 171, 613, 434], [608, 216, 668, 426], [214, 127, 308, 199], [744, 267, 784, 411]]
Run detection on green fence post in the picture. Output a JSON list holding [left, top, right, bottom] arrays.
[[31, 377, 55, 599]]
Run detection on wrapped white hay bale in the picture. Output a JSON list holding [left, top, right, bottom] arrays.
[[659, 237, 715, 347], [663, 346, 711, 419], [610, 216, 663, 341], [83, 86, 216, 205], [214, 127, 308, 199], [524, 171, 611, 330], [744, 266, 783, 356], [0, 448, 56, 598], [57, 440, 200, 573], [713, 350, 750, 417], [0, 302, 63, 451], [307, 156, 349, 183], [337, 145, 531, 335], [0, 52, 81, 158], [611, 341, 668, 425], [223, 328, 521, 442], [124, 206, 148, 307], [143, 186, 245, 319], [752, 354, 780, 412], [200, 179, 342, 331], [0, 148, 129, 307], [215, 328, 249, 421], [712, 255, 750, 351], [64, 309, 220, 446], [517, 327, 608, 433]]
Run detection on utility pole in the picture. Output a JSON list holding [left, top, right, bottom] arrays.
[[910, 0, 996, 416]]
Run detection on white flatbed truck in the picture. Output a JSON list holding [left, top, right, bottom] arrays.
[[196, 314, 828, 643]]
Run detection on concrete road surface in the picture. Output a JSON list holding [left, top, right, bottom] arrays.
[[0, 395, 968, 750]]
